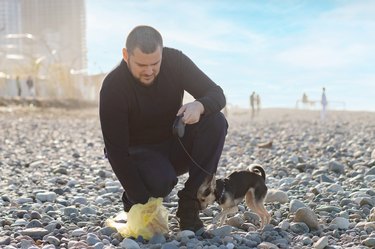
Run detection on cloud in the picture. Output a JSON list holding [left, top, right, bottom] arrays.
[[274, 1, 375, 70]]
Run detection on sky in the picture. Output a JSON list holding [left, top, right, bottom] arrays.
[[86, 0, 375, 111]]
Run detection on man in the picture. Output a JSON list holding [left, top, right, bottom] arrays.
[[250, 91, 255, 118], [321, 87, 328, 120], [99, 25, 227, 233]]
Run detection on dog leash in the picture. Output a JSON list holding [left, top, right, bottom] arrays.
[[173, 114, 214, 176], [176, 137, 214, 176]]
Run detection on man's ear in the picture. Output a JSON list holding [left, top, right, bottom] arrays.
[[122, 48, 128, 63]]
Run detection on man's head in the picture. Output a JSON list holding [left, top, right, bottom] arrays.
[[122, 25, 163, 86]]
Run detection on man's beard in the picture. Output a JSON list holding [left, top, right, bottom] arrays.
[[128, 64, 156, 87]]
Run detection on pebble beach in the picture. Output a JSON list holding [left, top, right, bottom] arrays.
[[1, 102, 375, 249]]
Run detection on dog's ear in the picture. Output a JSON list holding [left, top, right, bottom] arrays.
[[196, 175, 217, 209]]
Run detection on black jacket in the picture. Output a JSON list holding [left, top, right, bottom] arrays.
[[99, 47, 225, 201]]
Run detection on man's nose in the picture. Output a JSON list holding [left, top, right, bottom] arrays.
[[144, 66, 153, 75]]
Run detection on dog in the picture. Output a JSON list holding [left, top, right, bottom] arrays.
[[197, 164, 271, 228]]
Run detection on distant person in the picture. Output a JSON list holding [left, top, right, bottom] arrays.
[[302, 92, 308, 104], [256, 93, 261, 113], [321, 87, 328, 120], [16, 76, 21, 97], [250, 91, 256, 117], [26, 76, 35, 97], [99, 25, 227, 233]]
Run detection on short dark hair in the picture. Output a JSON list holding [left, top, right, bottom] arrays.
[[126, 25, 163, 54]]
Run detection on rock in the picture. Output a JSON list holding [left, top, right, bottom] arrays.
[[328, 160, 345, 174], [210, 225, 233, 237], [330, 217, 350, 230], [313, 236, 329, 249], [176, 230, 195, 239], [0, 236, 11, 246], [290, 222, 310, 234], [36, 192, 57, 202], [326, 184, 344, 193], [149, 233, 166, 244], [226, 216, 245, 228], [294, 207, 320, 230], [120, 238, 140, 249], [20, 228, 49, 240], [289, 199, 307, 213], [366, 167, 375, 176], [257, 241, 279, 249], [369, 207, 375, 221], [362, 238, 375, 247], [265, 189, 289, 204]]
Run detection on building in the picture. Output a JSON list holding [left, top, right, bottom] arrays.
[[0, 0, 88, 99], [20, 0, 87, 72], [0, 0, 21, 39]]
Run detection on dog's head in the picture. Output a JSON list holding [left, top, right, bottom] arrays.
[[196, 175, 216, 209]]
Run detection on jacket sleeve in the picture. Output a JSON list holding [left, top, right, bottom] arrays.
[[99, 74, 151, 205], [178, 51, 226, 114]]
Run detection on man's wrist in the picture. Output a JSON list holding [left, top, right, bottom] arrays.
[[194, 100, 205, 115]]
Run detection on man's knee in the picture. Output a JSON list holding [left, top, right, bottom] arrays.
[[201, 112, 228, 135]]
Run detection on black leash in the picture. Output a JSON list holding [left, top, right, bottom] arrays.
[[173, 115, 213, 176]]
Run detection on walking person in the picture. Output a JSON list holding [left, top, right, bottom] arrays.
[[250, 91, 256, 118], [255, 93, 261, 114], [99, 25, 228, 233], [26, 76, 35, 97], [321, 87, 328, 120], [16, 76, 21, 97]]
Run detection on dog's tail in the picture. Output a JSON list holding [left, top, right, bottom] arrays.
[[248, 164, 266, 181]]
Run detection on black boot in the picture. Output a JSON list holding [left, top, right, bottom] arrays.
[[176, 191, 204, 232]]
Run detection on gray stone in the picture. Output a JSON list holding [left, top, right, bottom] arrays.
[[0, 236, 11, 245], [63, 206, 79, 216], [289, 199, 307, 213], [330, 217, 350, 230], [161, 242, 179, 249], [149, 233, 166, 244], [363, 237, 375, 247], [36, 192, 57, 202], [265, 189, 289, 204], [366, 167, 375, 176], [210, 225, 233, 237], [21, 228, 49, 240], [294, 207, 320, 230], [313, 236, 329, 249], [290, 222, 310, 234], [119, 238, 140, 249], [328, 160, 345, 174]]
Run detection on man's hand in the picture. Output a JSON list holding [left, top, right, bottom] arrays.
[[177, 101, 204, 124]]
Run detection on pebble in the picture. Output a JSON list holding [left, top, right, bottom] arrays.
[[331, 217, 350, 230], [265, 189, 289, 204], [294, 207, 320, 230], [313, 236, 329, 249], [1, 106, 375, 248]]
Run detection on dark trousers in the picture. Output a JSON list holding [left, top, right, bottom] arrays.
[[121, 112, 228, 211]]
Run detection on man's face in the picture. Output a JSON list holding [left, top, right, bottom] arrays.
[[123, 46, 162, 86]]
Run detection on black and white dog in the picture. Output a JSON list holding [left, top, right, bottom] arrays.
[[197, 164, 271, 228]]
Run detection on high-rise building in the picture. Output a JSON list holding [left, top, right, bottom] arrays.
[[0, 0, 88, 98], [0, 0, 21, 49], [20, 0, 87, 73]]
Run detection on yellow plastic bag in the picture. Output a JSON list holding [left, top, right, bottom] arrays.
[[105, 197, 169, 240]]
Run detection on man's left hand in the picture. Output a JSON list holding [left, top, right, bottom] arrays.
[[177, 101, 204, 124]]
